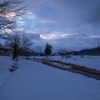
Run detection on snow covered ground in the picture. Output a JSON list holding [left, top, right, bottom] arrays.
[[33, 55, 100, 70], [53, 55, 100, 70], [0, 56, 13, 89], [0, 56, 100, 100]]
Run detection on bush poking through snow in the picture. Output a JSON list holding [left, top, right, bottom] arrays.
[[80, 53, 84, 58], [8, 68, 16, 72], [61, 55, 65, 59], [9, 58, 19, 72]]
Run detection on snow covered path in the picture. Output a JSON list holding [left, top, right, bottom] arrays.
[[0, 59, 100, 100]]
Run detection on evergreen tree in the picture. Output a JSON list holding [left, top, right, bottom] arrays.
[[44, 43, 52, 56]]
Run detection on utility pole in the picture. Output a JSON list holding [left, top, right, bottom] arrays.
[[97, 42, 99, 48]]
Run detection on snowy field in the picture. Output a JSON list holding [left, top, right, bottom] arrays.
[[0, 56, 13, 89], [32, 55, 100, 70], [0, 56, 100, 100]]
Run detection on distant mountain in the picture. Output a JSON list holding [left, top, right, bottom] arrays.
[[1, 45, 99, 56], [33, 46, 45, 53], [51, 48, 69, 56], [0, 46, 11, 56], [28, 50, 45, 56], [52, 47, 100, 56], [73, 47, 100, 55], [0, 46, 45, 56]]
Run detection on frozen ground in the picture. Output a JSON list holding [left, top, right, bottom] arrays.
[[0, 56, 100, 100]]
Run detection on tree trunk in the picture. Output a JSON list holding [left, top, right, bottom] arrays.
[[12, 44, 18, 60]]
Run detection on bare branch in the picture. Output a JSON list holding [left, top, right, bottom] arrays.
[[6, 32, 33, 59], [0, 0, 27, 35]]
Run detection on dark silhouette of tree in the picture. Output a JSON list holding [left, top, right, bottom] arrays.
[[6, 32, 33, 59], [0, 0, 26, 35], [44, 43, 52, 56]]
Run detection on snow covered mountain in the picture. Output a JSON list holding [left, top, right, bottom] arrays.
[[33, 46, 71, 55], [33, 46, 45, 53]]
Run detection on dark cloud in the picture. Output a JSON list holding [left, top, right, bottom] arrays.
[[86, 5, 100, 26], [26, 33, 41, 41], [23, 0, 100, 50]]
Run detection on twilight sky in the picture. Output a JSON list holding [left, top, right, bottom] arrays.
[[18, 0, 100, 50]]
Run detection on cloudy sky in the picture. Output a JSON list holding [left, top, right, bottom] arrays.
[[18, 0, 100, 50]]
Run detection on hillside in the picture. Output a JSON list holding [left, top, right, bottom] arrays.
[[74, 47, 100, 55]]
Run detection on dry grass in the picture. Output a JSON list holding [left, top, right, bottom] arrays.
[[50, 60, 100, 75], [25, 57, 100, 75], [42, 59, 65, 70]]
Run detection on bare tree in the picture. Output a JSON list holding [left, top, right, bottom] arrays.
[[21, 34, 33, 50], [0, 0, 26, 35], [6, 32, 33, 59]]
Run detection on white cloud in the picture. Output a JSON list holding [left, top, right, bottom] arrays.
[[26, 11, 37, 19], [40, 34, 55, 40], [14, 28, 24, 31], [90, 35, 100, 38], [38, 19, 58, 24], [62, 34, 72, 37]]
